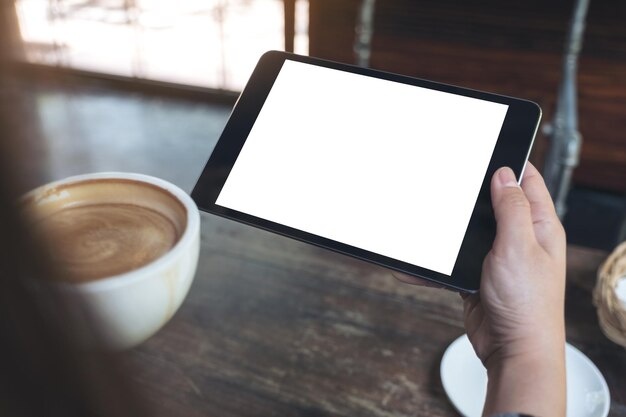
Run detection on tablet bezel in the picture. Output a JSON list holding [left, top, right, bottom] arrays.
[[192, 51, 541, 292]]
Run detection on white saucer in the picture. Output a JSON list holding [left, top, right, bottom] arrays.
[[440, 334, 610, 417]]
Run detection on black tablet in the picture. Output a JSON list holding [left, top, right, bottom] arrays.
[[192, 51, 541, 292]]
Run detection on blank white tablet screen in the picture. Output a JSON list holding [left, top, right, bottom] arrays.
[[216, 60, 508, 276]]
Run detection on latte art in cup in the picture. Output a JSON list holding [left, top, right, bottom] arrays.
[[23, 178, 188, 283], [38, 203, 180, 282]]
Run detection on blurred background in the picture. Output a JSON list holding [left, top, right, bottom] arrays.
[[9, 0, 309, 89], [0, 0, 624, 249]]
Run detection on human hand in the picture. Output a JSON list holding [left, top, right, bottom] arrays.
[[465, 162, 566, 416]]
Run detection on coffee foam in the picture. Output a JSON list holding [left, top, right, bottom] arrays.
[[23, 179, 187, 283]]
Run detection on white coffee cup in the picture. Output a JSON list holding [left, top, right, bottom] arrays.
[[22, 172, 200, 350]]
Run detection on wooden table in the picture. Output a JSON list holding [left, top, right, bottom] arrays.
[[124, 213, 626, 416]]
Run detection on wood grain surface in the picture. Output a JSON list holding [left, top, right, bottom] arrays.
[[123, 214, 626, 416]]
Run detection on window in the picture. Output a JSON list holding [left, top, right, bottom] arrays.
[[15, 0, 309, 91]]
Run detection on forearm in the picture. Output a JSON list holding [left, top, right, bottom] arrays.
[[482, 338, 566, 417]]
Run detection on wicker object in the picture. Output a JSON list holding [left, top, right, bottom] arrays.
[[594, 241, 626, 348]]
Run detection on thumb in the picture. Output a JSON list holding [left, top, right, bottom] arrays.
[[491, 167, 534, 249]]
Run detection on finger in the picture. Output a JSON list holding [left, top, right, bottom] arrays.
[[520, 162, 565, 256], [520, 162, 558, 222], [391, 272, 442, 288], [490, 167, 535, 250]]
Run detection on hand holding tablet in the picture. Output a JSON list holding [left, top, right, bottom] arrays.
[[462, 162, 568, 416], [192, 51, 542, 292]]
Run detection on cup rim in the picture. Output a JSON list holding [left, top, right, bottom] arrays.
[[22, 172, 200, 292]]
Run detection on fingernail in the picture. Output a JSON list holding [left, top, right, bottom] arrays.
[[498, 167, 519, 188]]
